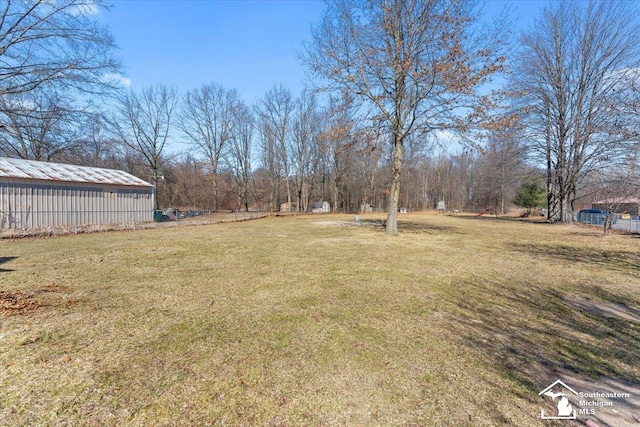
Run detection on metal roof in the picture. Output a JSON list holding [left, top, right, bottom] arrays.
[[0, 157, 152, 188], [593, 198, 640, 204]]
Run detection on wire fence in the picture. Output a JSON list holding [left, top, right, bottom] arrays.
[[575, 212, 640, 233], [0, 209, 269, 238], [610, 217, 640, 233]]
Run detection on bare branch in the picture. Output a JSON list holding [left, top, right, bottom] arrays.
[[0, 0, 123, 97]]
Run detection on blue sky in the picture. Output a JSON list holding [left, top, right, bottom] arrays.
[[101, 1, 326, 103], [99, 1, 547, 104]]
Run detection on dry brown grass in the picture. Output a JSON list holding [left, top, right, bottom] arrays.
[[0, 213, 638, 426]]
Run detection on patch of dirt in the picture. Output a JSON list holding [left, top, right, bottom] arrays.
[[0, 284, 71, 317], [564, 296, 640, 323], [0, 291, 48, 317]]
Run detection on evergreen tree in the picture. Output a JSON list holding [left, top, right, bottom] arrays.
[[512, 180, 545, 215]]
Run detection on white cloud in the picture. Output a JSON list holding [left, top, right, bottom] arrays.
[[102, 72, 132, 88], [68, 0, 100, 16]]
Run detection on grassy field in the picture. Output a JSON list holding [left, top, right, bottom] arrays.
[[1, 213, 638, 426]]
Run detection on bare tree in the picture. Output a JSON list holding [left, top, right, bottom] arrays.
[[363, 138, 385, 211], [255, 121, 281, 212], [111, 84, 178, 209], [74, 113, 121, 168], [255, 85, 296, 212], [474, 131, 528, 214], [0, 0, 122, 97], [291, 90, 321, 212], [228, 101, 254, 212], [0, 89, 87, 161], [180, 83, 239, 211], [618, 71, 640, 138], [304, 0, 506, 234], [319, 93, 359, 212], [512, 0, 640, 222]]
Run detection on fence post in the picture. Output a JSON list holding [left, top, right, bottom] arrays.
[[74, 211, 78, 234]]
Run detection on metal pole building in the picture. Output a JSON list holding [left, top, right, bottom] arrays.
[[0, 157, 153, 230]]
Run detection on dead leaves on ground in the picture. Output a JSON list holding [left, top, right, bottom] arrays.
[[0, 284, 83, 317]]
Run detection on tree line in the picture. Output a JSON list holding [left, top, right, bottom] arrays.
[[1, 0, 639, 234]]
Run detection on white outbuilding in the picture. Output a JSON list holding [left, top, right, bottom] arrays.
[[311, 201, 331, 213], [0, 157, 153, 230]]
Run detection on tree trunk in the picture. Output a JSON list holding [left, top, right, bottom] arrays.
[[386, 132, 403, 235], [212, 175, 218, 211], [603, 215, 611, 236], [268, 175, 276, 213], [152, 166, 161, 210], [561, 193, 572, 223], [545, 111, 553, 221], [285, 178, 291, 212]]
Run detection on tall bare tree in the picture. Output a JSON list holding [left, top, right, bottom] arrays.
[[0, 89, 87, 161], [228, 101, 254, 212], [474, 131, 528, 214], [320, 93, 360, 212], [111, 84, 178, 209], [291, 90, 321, 212], [75, 112, 120, 168], [255, 85, 296, 212], [304, 0, 506, 234], [0, 0, 122, 97], [513, 0, 640, 222], [256, 119, 281, 212], [180, 83, 239, 210]]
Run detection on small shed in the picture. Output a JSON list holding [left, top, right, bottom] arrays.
[[312, 201, 331, 213], [0, 157, 153, 230], [280, 202, 298, 212]]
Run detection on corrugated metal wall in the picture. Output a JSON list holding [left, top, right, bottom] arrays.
[[0, 179, 153, 229]]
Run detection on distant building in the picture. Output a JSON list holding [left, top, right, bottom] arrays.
[[592, 198, 640, 216], [311, 201, 331, 213], [280, 202, 296, 212], [0, 157, 153, 230]]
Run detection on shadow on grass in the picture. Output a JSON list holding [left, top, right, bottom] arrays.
[[398, 220, 464, 235], [508, 243, 639, 276], [444, 278, 640, 423], [0, 256, 17, 273], [454, 214, 549, 225]]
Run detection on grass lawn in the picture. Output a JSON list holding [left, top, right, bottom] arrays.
[[1, 213, 638, 426]]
